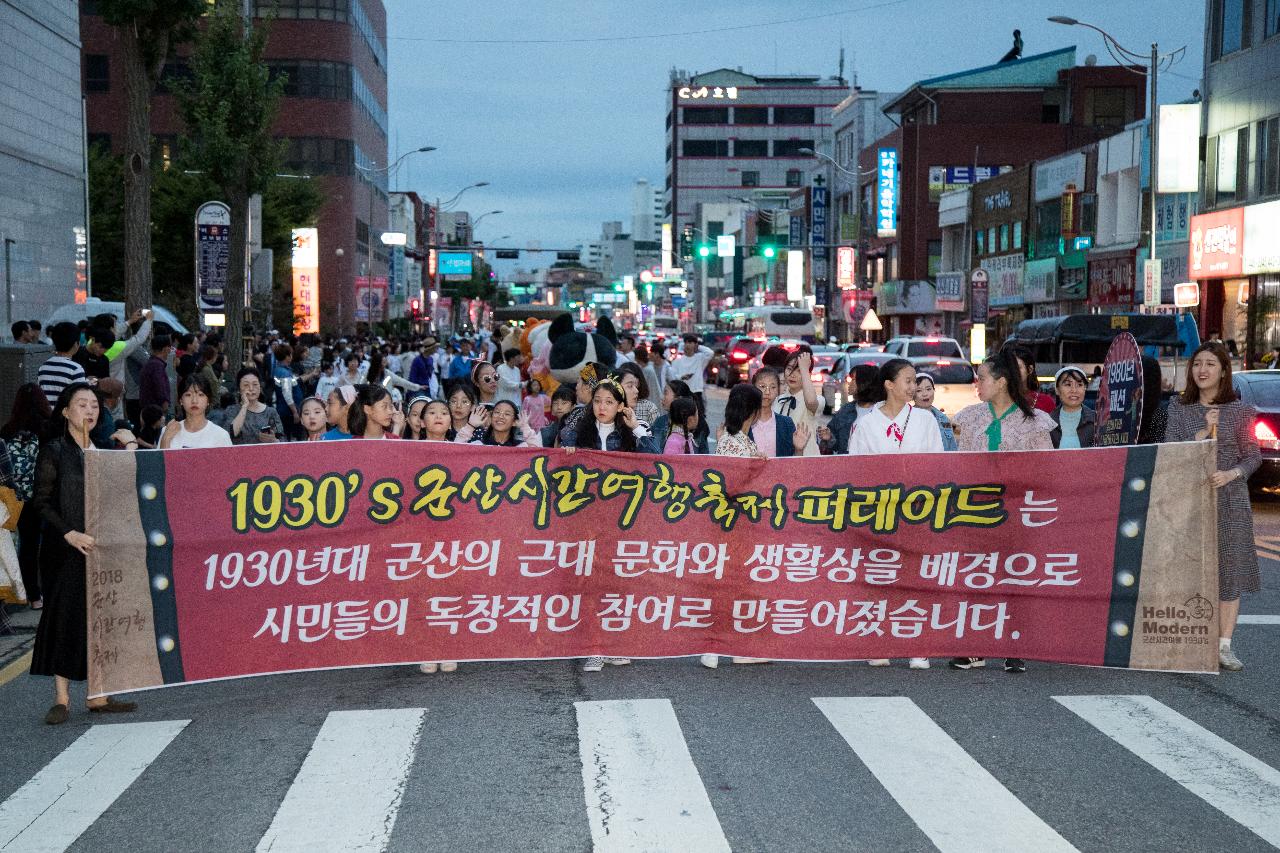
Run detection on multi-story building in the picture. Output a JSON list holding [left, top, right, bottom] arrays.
[[1, 0, 85, 326], [1188, 0, 1280, 363], [388, 191, 426, 320], [79, 0, 389, 332], [630, 180, 662, 243]]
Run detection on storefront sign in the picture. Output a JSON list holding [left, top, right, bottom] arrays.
[[1243, 199, 1280, 275], [1024, 258, 1057, 303], [1095, 333, 1144, 446], [927, 165, 1011, 202], [1143, 258, 1163, 308], [1155, 193, 1194, 244], [1089, 252, 1137, 306], [836, 246, 856, 289], [290, 228, 319, 335], [1189, 208, 1244, 279], [1034, 152, 1086, 202], [980, 253, 1025, 307], [1174, 282, 1200, 308], [969, 268, 989, 324], [1156, 243, 1189, 305], [194, 201, 231, 328], [935, 271, 964, 311], [877, 148, 898, 237]]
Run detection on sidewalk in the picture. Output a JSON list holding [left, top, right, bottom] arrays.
[[0, 603, 38, 674]]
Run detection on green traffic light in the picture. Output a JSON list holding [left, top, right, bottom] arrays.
[[762, 246, 776, 259], [697, 245, 711, 258]]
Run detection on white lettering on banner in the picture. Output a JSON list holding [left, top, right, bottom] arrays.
[[746, 545, 900, 584], [254, 599, 410, 643], [424, 594, 584, 634], [731, 599, 1011, 638], [1019, 492, 1058, 526]]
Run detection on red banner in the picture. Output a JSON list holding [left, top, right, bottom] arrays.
[[84, 440, 1220, 696]]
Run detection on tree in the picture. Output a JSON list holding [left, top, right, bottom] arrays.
[[86, 142, 126, 304], [96, 0, 205, 315], [174, 2, 285, 372]]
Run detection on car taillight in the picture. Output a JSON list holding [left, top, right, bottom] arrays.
[[1255, 419, 1280, 450], [936, 359, 952, 366], [730, 350, 749, 362]]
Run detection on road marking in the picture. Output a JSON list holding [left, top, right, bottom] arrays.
[[0, 651, 31, 689], [256, 709, 425, 853], [1056, 695, 1280, 847], [1238, 615, 1280, 625], [575, 698, 730, 853], [813, 697, 1077, 853], [0, 720, 189, 852]]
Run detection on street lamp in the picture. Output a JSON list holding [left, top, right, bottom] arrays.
[[440, 182, 490, 211], [798, 147, 878, 179], [472, 210, 503, 230], [1048, 16, 1185, 296]]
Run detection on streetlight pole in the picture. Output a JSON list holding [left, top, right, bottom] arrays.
[[431, 183, 490, 334]]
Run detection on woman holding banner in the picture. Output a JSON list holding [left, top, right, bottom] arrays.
[[31, 383, 138, 724], [1165, 343, 1260, 671], [952, 348, 1055, 674]]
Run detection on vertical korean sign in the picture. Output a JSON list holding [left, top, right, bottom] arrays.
[[811, 182, 828, 306], [1143, 258, 1163, 308], [877, 148, 898, 237], [194, 201, 230, 328], [836, 246, 856, 290], [291, 228, 319, 335]]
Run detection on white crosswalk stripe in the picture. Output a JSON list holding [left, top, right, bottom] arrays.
[[0, 720, 189, 853], [1238, 614, 1280, 625], [814, 697, 1077, 853], [255, 708, 426, 853], [575, 698, 730, 853], [1055, 695, 1280, 848]]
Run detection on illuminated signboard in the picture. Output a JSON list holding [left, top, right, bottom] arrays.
[[437, 251, 474, 276], [836, 245, 855, 289], [876, 148, 898, 237], [290, 227, 319, 335], [677, 85, 738, 100]]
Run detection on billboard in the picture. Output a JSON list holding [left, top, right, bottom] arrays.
[[1243, 199, 1280, 275], [1158, 104, 1201, 194], [438, 251, 474, 276], [927, 165, 1012, 202], [1189, 208, 1244, 279], [876, 148, 898, 237], [290, 228, 319, 335]]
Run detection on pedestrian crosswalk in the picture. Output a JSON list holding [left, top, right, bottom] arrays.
[[1, 695, 1278, 852], [1254, 533, 1280, 562]]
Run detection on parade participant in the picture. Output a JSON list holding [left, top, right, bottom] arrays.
[[454, 399, 541, 447], [662, 396, 700, 455], [1006, 344, 1055, 414], [37, 322, 87, 408], [819, 363, 879, 455], [616, 362, 661, 427], [271, 344, 302, 441], [31, 383, 138, 724], [649, 339, 669, 400], [403, 396, 429, 440], [198, 345, 224, 398], [471, 360, 500, 408], [366, 350, 422, 403], [555, 363, 613, 449], [160, 374, 232, 449], [347, 384, 404, 439], [750, 367, 807, 458], [299, 396, 328, 441], [912, 373, 958, 451], [448, 337, 477, 380], [571, 376, 658, 454], [222, 368, 285, 445], [951, 348, 1054, 673], [1049, 366, 1096, 449], [1138, 355, 1168, 444], [669, 334, 714, 402], [337, 352, 364, 387], [446, 383, 479, 439], [1165, 343, 1260, 671], [407, 337, 440, 398], [540, 385, 578, 448], [777, 349, 820, 456], [322, 386, 356, 440], [139, 334, 173, 418], [134, 405, 165, 449], [633, 344, 662, 406], [521, 378, 550, 430], [2, 383, 50, 609], [496, 348, 524, 406], [419, 399, 453, 443]]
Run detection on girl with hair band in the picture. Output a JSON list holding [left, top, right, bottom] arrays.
[[322, 385, 358, 440], [912, 373, 958, 451], [346, 384, 405, 439], [445, 382, 478, 440], [950, 347, 1055, 674], [299, 396, 328, 441], [453, 399, 541, 447], [556, 362, 614, 449], [414, 397, 459, 674], [662, 397, 700, 454], [1165, 343, 1260, 671], [403, 396, 430, 441]]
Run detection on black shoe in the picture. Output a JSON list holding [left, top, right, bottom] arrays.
[[948, 657, 985, 670], [1003, 658, 1026, 673], [43, 703, 69, 725]]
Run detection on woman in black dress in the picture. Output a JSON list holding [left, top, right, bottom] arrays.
[[31, 382, 140, 724]]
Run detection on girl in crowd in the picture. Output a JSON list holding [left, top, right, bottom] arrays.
[[912, 372, 958, 451], [617, 361, 661, 428], [662, 396, 700, 455], [556, 363, 613, 448], [1, 383, 50, 609], [749, 367, 808, 458], [540, 385, 579, 448], [521, 378, 550, 431], [347, 385, 404, 440], [446, 382, 479, 440], [819, 363, 880, 454], [222, 367, 285, 445], [419, 400, 454, 444], [1049, 366, 1096, 449], [471, 361, 500, 408], [403, 396, 430, 441], [366, 350, 422, 404], [633, 344, 662, 406], [1007, 344, 1055, 414], [322, 386, 356, 440], [32, 383, 138, 724], [777, 350, 820, 456], [951, 348, 1055, 674], [1165, 343, 1260, 671], [653, 378, 693, 447], [847, 359, 942, 671], [453, 400, 541, 447], [1138, 355, 1168, 444], [160, 374, 232, 449], [299, 396, 328, 441]]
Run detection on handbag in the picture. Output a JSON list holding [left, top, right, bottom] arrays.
[[0, 486, 19, 532]]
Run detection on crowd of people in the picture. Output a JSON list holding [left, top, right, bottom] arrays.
[[0, 312, 1261, 723]]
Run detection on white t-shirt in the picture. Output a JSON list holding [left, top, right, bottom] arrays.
[[775, 393, 819, 456], [169, 420, 233, 449], [669, 346, 713, 393], [496, 363, 523, 405], [848, 402, 943, 455]]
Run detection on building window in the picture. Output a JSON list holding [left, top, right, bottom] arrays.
[[84, 54, 109, 93], [773, 139, 814, 157], [665, 144, 672, 162], [270, 61, 352, 100], [682, 139, 728, 157], [785, 170, 802, 187], [356, 218, 369, 252], [742, 171, 760, 188], [260, 0, 348, 21], [975, 230, 986, 255], [280, 136, 355, 177], [1260, 117, 1280, 196], [734, 139, 768, 158], [1212, 0, 1251, 59], [999, 224, 1010, 252], [151, 135, 178, 170], [1013, 221, 1023, 250], [1085, 87, 1135, 129], [683, 107, 729, 125], [1216, 129, 1239, 203], [733, 107, 769, 125], [987, 228, 997, 254], [1268, 0, 1280, 38], [774, 106, 815, 125]]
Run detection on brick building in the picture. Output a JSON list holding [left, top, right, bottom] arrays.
[[79, 0, 389, 332]]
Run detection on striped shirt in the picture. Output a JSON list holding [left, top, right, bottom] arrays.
[[37, 355, 86, 407]]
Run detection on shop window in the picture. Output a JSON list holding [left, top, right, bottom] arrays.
[[976, 229, 986, 255], [1013, 221, 1023, 250], [988, 228, 997, 255], [999, 224, 1010, 252], [741, 170, 760, 187], [786, 169, 803, 187]]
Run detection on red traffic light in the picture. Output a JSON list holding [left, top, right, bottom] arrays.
[[410, 298, 420, 311]]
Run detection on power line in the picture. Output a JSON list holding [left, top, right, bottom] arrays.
[[387, 0, 916, 45]]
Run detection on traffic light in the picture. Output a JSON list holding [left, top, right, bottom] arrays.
[[756, 241, 778, 259], [697, 243, 712, 258], [680, 224, 694, 262], [409, 298, 421, 321]]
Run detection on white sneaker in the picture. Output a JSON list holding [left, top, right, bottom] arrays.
[[1219, 647, 1244, 671], [418, 663, 438, 674], [582, 656, 605, 673], [440, 662, 458, 673], [908, 658, 930, 670], [700, 654, 719, 669], [606, 657, 631, 666], [868, 659, 891, 667]]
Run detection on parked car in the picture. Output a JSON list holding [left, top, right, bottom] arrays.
[[909, 356, 979, 417], [844, 342, 884, 354], [884, 335, 964, 359], [1232, 370, 1280, 493]]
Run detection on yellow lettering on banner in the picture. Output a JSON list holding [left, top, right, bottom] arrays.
[[951, 485, 1007, 527], [795, 487, 849, 531], [646, 462, 694, 522], [410, 466, 459, 520], [505, 455, 552, 529], [460, 465, 507, 513], [600, 471, 648, 529], [549, 466, 600, 516]]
